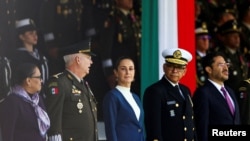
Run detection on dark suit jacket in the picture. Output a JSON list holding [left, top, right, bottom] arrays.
[[0, 93, 46, 141], [143, 76, 196, 141], [102, 88, 145, 141], [193, 80, 241, 141]]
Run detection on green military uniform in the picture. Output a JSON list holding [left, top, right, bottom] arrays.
[[195, 21, 210, 87], [40, 0, 96, 48], [45, 71, 98, 141], [238, 2, 250, 77], [237, 78, 250, 124], [99, 7, 141, 94], [196, 53, 207, 87], [216, 20, 248, 93]]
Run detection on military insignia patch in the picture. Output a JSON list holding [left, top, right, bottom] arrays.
[[51, 87, 59, 95]]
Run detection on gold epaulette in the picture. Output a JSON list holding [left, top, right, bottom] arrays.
[[52, 72, 63, 78], [244, 79, 250, 84]]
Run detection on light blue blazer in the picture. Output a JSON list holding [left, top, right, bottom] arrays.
[[102, 88, 145, 141]]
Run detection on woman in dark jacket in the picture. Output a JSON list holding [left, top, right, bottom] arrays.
[[0, 63, 50, 141]]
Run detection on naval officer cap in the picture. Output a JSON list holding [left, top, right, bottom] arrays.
[[16, 18, 37, 34], [162, 48, 192, 65], [62, 39, 96, 56]]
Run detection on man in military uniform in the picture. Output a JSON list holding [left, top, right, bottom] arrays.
[[237, 78, 250, 125], [195, 21, 211, 87], [216, 19, 248, 93], [40, 0, 96, 48], [44, 39, 98, 141], [99, 0, 141, 95], [143, 48, 197, 141], [238, 1, 250, 77]]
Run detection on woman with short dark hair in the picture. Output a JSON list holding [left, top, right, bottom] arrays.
[[0, 63, 50, 141]]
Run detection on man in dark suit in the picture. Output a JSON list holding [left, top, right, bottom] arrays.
[[44, 39, 98, 141], [143, 48, 197, 141], [193, 52, 241, 141]]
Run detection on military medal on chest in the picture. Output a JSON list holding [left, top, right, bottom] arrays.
[[77, 99, 83, 114]]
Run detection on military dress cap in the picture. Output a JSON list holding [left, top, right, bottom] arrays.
[[62, 39, 96, 56], [162, 48, 192, 65], [15, 18, 37, 34], [195, 21, 209, 35], [218, 20, 241, 35]]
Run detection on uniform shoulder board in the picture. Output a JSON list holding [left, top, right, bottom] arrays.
[[244, 79, 250, 84], [52, 72, 63, 78]]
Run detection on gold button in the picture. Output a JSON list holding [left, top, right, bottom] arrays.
[[70, 137, 73, 141], [193, 127, 195, 131], [175, 103, 179, 107], [192, 116, 194, 119], [153, 139, 159, 141], [184, 127, 187, 131], [184, 139, 187, 141], [183, 115, 185, 119]]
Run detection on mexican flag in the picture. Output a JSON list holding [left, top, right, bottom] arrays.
[[141, 0, 196, 97]]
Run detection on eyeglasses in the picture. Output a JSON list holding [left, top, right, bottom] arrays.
[[166, 63, 186, 72], [30, 76, 42, 80], [197, 35, 211, 40], [217, 63, 230, 68]]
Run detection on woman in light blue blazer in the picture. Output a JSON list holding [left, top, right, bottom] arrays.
[[102, 56, 145, 141]]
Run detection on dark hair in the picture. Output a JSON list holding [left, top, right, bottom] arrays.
[[13, 63, 38, 85], [114, 56, 134, 70], [202, 52, 226, 76]]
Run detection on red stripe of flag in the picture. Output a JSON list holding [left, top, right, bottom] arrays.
[[177, 0, 196, 95]]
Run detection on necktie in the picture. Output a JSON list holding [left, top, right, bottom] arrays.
[[175, 85, 185, 99], [221, 87, 234, 115]]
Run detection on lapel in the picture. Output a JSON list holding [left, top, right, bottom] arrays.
[[206, 81, 235, 115], [161, 78, 185, 102], [115, 88, 142, 126], [132, 93, 144, 126]]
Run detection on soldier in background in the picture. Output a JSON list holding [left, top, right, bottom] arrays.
[[195, 21, 211, 87], [238, 1, 250, 77], [99, 0, 141, 96], [39, 0, 97, 84], [237, 78, 250, 125], [215, 19, 248, 93], [9, 18, 49, 84]]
